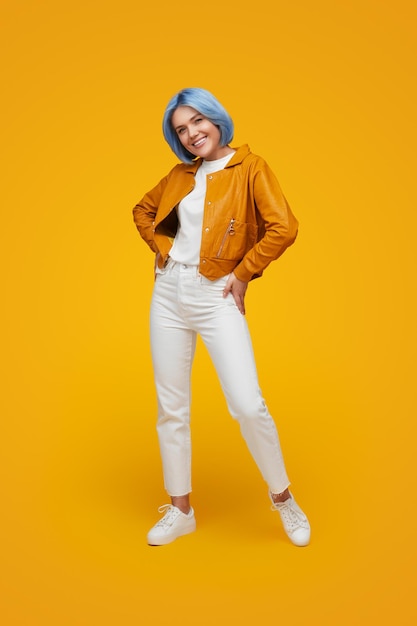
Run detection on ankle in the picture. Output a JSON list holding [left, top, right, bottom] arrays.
[[171, 495, 191, 515], [271, 488, 291, 504], [176, 505, 191, 515]]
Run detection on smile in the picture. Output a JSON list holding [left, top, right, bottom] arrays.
[[192, 137, 207, 147]]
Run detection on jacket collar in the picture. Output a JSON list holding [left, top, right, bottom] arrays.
[[226, 144, 251, 167]]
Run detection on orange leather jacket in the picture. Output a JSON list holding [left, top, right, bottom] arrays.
[[132, 144, 298, 282]]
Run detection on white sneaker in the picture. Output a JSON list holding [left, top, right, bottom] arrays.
[[147, 504, 196, 546], [270, 493, 311, 546]]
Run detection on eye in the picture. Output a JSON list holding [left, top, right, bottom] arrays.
[[177, 128, 186, 135], [195, 117, 203, 123]]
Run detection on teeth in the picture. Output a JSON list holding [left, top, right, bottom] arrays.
[[193, 137, 206, 147]]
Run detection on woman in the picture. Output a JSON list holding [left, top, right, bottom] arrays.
[[132, 87, 310, 547]]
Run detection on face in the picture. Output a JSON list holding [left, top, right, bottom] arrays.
[[171, 106, 232, 161]]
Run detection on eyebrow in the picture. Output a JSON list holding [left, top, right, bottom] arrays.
[[174, 113, 201, 130]]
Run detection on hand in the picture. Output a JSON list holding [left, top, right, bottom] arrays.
[[223, 272, 248, 315], [154, 252, 160, 280]]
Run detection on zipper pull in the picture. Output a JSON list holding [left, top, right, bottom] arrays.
[[229, 218, 235, 236]]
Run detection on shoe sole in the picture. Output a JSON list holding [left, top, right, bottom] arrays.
[[147, 519, 196, 546]]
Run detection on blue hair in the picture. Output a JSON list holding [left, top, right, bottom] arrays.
[[162, 88, 234, 163]]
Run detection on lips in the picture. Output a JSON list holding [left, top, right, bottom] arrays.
[[192, 137, 207, 148]]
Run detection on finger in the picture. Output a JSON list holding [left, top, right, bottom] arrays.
[[239, 291, 246, 315], [223, 277, 233, 297], [233, 292, 245, 315]]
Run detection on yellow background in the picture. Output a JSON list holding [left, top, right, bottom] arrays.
[[1, 1, 416, 624]]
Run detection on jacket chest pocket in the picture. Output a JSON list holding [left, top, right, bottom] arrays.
[[215, 219, 258, 260]]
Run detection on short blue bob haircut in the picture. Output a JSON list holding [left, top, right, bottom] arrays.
[[162, 87, 234, 163]]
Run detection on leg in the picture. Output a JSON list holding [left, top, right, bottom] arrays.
[[196, 278, 290, 494], [147, 266, 197, 545], [196, 280, 310, 546], [150, 270, 197, 499]]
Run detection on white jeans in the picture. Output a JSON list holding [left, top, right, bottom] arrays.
[[150, 260, 290, 497]]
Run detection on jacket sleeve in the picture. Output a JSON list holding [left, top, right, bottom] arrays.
[[132, 174, 169, 254], [233, 160, 299, 282]]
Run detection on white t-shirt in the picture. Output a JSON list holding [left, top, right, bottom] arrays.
[[169, 151, 235, 265]]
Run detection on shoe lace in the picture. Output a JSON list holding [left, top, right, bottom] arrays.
[[154, 504, 181, 529], [271, 501, 309, 531]]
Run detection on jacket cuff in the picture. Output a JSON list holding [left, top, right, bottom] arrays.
[[233, 263, 254, 283]]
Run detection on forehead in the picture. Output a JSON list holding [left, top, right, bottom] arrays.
[[171, 106, 200, 127]]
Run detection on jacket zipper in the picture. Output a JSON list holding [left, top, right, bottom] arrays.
[[216, 218, 235, 258]]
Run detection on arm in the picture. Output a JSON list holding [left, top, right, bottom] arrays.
[[132, 174, 169, 254], [233, 160, 299, 283]]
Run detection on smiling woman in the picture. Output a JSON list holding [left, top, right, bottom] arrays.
[[171, 107, 233, 162], [132, 87, 310, 547], [162, 87, 234, 163]]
